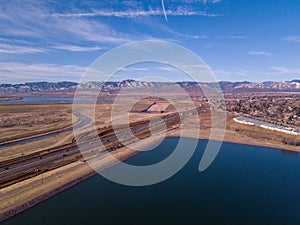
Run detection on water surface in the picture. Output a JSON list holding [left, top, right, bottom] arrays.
[[3, 138, 300, 225]]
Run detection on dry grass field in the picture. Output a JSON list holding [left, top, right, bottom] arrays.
[[1, 100, 299, 162], [0, 104, 81, 144], [0, 101, 174, 161]]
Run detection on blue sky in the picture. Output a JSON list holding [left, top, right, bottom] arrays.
[[0, 0, 300, 83]]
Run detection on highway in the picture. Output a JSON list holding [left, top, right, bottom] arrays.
[[0, 106, 207, 188]]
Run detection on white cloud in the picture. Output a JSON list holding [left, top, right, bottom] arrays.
[[283, 35, 300, 43], [268, 66, 300, 75], [254, 66, 300, 80], [52, 44, 103, 52], [182, 34, 207, 39], [157, 66, 179, 72], [207, 67, 299, 82], [0, 62, 87, 83], [214, 69, 249, 77], [0, 0, 221, 50], [172, 0, 221, 3], [248, 51, 272, 56], [0, 1, 50, 38], [0, 44, 45, 54], [161, 25, 207, 40], [118, 67, 150, 72], [58, 18, 132, 43], [0, 40, 104, 54], [0, 1, 134, 44], [51, 8, 221, 18], [216, 35, 246, 39]]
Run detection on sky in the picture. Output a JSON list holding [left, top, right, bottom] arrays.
[[0, 0, 300, 83]]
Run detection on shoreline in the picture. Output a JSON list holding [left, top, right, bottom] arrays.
[[1, 115, 300, 222], [169, 132, 300, 153], [0, 135, 163, 222], [1, 132, 299, 222], [0, 165, 96, 222]]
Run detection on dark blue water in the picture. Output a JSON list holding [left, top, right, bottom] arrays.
[[0, 97, 113, 104], [2, 138, 300, 225]]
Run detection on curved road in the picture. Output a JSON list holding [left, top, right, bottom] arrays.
[[0, 113, 91, 150], [0, 106, 207, 187]]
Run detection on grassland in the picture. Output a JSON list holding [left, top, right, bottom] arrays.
[[0, 104, 81, 145], [1, 100, 299, 171]]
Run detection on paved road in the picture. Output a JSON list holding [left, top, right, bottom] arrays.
[[0, 107, 207, 186]]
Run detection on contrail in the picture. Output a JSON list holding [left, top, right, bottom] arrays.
[[161, 0, 168, 21]]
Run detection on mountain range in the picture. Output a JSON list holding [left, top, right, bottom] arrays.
[[1, 80, 300, 95]]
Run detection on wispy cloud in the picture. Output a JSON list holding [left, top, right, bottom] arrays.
[[58, 18, 133, 43], [180, 34, 207, 39], [0, 1, 134, 44], [268, 66, 300, 75], [0, 62, 87, 83], [216, 35, 246, 39], [52, 44, 103, 52], [0, 39, 104, 54], [172, 0, 221, 4], [0, 0, 221, 51], [0, 43, 45, 54], [213, 66, 299, 81], [253, 66, 300, 81], [214, 69, 249, 77], [157, 66, 179, 72], [161, 25, 207, 40], [169, 32, 207, 39], [51, 9, 221, 19], [118, 67, 150, 72], [283, 35, 300, 43], [248, 51, 272, 56], [0, 0, 226, 82]]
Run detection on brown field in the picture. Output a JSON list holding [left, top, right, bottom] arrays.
[[1, 99, 298, 164], [0, 104, 81, 144], [1, 100, 299, 161]]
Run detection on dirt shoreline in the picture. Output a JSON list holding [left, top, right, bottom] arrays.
[[169, 130, 300, 153], [0, 168, 96, 222], [0, 135, 162, 222]]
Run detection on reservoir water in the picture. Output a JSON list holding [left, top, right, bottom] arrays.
[[2, 138, 300, 225]]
